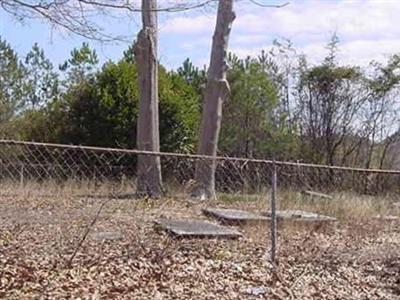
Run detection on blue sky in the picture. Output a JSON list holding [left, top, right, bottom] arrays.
[[2, 0, 400, 69]]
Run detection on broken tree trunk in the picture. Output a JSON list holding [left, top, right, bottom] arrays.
[[134, 0, 163, 198], [192, 0, 235, 200]]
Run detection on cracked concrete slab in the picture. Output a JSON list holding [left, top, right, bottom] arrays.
[[264, 210, 337, 223], [202, 208, 269, 225], [155, 219, 242, 239]]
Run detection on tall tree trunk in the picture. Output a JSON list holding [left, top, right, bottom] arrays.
[[192, 0, 235, 200], [379, 138, 393, 169], [134, 0, 162, 198]]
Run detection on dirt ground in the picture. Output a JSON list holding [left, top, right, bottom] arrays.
[[0, 191, 399, 299]]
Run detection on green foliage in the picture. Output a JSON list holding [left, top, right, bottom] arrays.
[[177, 58, 206, 94], [295, 36, 365, 165], [3, 35, 400, 168], [7, 109, 53, 141], [158, 69, 200, 152], [122, 44, 135, 64], [0, 36, 27, 126], [24, 43, 59, 108], [59, 42, 99, 85], [220, 55, 297, 159], [17, 59, 200, 152], [368, 54, 400, 95]]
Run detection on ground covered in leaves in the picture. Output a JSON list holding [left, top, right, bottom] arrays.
[[0, 191, 399, 299]]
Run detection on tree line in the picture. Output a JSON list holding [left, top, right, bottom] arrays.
[[1, 1, 400, 199], [2, 36, 400, 165]]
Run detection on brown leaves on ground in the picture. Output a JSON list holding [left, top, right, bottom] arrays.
[[0, 194, 399, 299]]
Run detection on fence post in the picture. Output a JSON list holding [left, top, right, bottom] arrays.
[[20, 164, 24, 188], [270, 161, 277, 266], [93, 166, 97, 188]]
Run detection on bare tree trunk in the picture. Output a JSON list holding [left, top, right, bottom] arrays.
[[379, 139, 393, 170], [134, 0, 162, 198], [192, 0, 235, 200]]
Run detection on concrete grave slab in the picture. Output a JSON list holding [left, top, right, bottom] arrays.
[[301, 190, 333, 200], [264, 210, 337, 223], [245, 287, 268, 296], [392, 202, 400, 210], [155, 219, 242, 239], [202, 208, 270, 225], [374, 215, 399, 221], [91, 231, 123, 242]]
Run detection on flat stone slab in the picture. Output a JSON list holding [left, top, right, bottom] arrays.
[[374, 215, 399, 221], [155, 219, 242, 239], [301, 190, 333, 200], [245, 287, 268, 296], [264, 210, 337, 222], [91, 231, 123, 242], [202, 208, 269, 224], [392, 202, 400, 210]]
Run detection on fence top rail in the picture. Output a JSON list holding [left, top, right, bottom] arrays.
[[1, 139, 400, 175]]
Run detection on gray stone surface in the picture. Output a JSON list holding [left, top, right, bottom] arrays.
[[91, 231, 123, 242], [301, 190, 333, 200], [245, 287, 267, 296], [392, 202, 400, 210], [374, 215, 399, 221], [202, 208, 269, 224], [264, 210, 337, 222], [155, 219, 242, 238]]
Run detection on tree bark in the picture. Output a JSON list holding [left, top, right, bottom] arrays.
[[192, 0, 235, 200], [134, 0, 162, 198]]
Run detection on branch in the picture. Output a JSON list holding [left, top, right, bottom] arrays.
[[247, 0, 289, 8], [67, 198, 110, 267], [78, 0, 217, 12], [1, 0, 288, 42], [0, 0, 218, 41], [1, 0, 217, 13]]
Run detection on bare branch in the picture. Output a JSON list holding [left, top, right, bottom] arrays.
[[0, 0, 218, 41], [1, 0, 288, 41], [247, 0, 289, 8], [67, 198, 111, 267], [77, 0, 217, 12]]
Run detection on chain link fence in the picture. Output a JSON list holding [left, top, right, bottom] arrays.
[[1, 139, 400, 199]]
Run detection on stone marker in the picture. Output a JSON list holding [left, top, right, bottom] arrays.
[[301, 190, 333, 200], [91, 231, 123, 242], [264, 210, 337, 222], [202, 208, 270, 225], [155, 219, 242, 239], [392, 202, 400, 210], [374, 215, 399, 221], [245, 287, 267, 296]]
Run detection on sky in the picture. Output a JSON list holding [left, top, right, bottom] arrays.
[[1, 0, 400, 70]]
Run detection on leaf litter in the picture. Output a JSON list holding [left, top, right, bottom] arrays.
[[0, 194, 399, 299]]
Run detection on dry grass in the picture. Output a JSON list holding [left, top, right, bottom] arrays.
[[0, 183, 399, 299]]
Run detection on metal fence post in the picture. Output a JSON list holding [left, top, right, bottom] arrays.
[[270, 161, 277, 266], [20, 164, 24, 188]]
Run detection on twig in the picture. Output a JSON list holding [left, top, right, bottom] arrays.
[[248, 0, 289, 8], [271, 268, 294, 300], [152, 236, 173, 264], [288, 263, 310, 292], [67, 198, 110, 267]]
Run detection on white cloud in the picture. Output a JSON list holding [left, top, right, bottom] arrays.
[[233, 0, 400, 40], [339, 39, 400, 66], [180, 36, 211, 51], [300, 39, 400, 66], [159, 0, 400, 68], [160, 14, 215, 34], [232, 34, 268, 45], [231, 38, 400, 68]]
